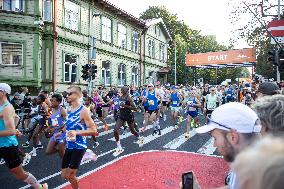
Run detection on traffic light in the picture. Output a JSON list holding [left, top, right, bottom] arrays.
[[81, 64, 91, 81], [91, 64, 97, 78], [267, 49, 279, 66]]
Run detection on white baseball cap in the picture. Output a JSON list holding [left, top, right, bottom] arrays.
[[196, 102, 261, 134], [0, 83, 11, 94]]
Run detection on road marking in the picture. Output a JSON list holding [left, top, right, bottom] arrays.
[[134, 126, 174, 146], [19, 149, 116, 189], [163, 129, 197, 149], [108, 124, 153, 141], [197, 137, 216, 155]]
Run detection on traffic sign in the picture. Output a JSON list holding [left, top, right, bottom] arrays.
[[268, 19, 284, 37]]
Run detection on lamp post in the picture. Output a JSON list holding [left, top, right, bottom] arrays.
[[174, 43, 177, 85]]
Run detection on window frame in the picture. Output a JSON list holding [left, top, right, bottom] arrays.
[[148, 39, 155, 58], [0, 0, 25, 12], [101, 16, 112, 43], [63, 53, 78, 83], [159, 43, 165, 62], [64, 0, 80, 31], [117, 23, 127, 48], [0, 41, 23, 65], [118, 63, 126, 86], [101, 60, 111, 86], [132, 31, 139, 53], [42, 0, 52, 22], [131, 66, 139, 87]]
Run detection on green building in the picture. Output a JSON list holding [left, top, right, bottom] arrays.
[[0, 0, 171, 93]]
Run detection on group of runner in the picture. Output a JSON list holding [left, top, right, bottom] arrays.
[[0, 81, 262, 189]]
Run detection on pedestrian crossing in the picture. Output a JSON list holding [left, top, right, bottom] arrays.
[[163, 129, 197, 149]]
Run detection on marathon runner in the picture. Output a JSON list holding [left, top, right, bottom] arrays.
[[204, 87, 220, 122], [61, 86, 98, 189], [0, 83, 48, 189], [113, 86, 144, 156], [170, 86, 183, 129], [92, 89, 109, 131]]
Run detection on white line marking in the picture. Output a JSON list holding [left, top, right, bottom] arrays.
[[197, 137, 216, 155], [19, 149, 116, 189], [54, 150, 222, 189], [163, 129, 197, 149], [108, 125, 153, 141], [135, 126, 174, 146]]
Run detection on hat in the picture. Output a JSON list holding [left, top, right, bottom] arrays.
[[171, 86, 177, 90], [14, 92, 20, 96], [0, 83, 11, 94], [258, 82, 280, 95], [196, 102, 261, 134], [148, 83, 154, 87]]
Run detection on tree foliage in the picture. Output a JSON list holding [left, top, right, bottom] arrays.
[[140, 6, 249, 85]]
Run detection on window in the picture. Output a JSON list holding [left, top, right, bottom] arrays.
[[117, 24, 127, 48], [132, 67, 139, 87], [159, 43, 165, 62], [43, 0, 52, 22], [0, 0, 24, 11], [148, 71, 155, 84], [118, 63, 126, 86], [64, 0, 79, 31], [0, 42, 23, 65], [132, 31, 139, 53], [101, 16, 112, 43], [64, 53, 77, 83], [148, 39, 155, 58], [102, 61, 111, 85]]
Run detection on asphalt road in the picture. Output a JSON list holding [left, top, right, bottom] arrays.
[[0, 110, 218, 189]]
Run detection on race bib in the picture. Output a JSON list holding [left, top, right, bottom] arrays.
[[207, 102, 216, 110], [114, 101, 119, 105], [51, 118, 58, 126], [173, 101, 178, 105]]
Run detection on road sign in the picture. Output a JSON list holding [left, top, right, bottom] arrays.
[[267, 19, 284, 37], [271, 36, 284, 44]]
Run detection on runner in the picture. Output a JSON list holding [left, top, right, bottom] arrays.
[[184, 90, 201, 138], [141, 83, 161, 135], [0, 83, 48, 189], [113, 86, 144, 156], [92, 89, 109, 131], [45, 94, 67, 158], [226, 85, 234, 102], [61, 86, 98, 189], [204, 87, 220, 123], [161, 87, 170, 121], [170, 86, 183, 129]]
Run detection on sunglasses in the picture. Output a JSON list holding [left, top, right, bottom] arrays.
[[208, 118, 231, 131], [148, 86, 153, 88], [66, 91, 76, 96]]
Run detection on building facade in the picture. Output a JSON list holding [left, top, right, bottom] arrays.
[[0, 0, 171, 93]]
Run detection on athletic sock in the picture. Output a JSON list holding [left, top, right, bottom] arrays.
[[38, 141, 42, 146], [24, 173, 41, 189], [117, 141, 121, 149]]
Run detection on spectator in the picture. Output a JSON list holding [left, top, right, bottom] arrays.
[[10, 92, 21, 113], [19, 87, 28, 104], [232, 136, 284, 189], [196, 102, 261, 189], [252, 94, 284, 136], [256, 82, 280, 98]]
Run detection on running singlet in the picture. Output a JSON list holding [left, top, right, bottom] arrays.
[[113, 96, 120, 110], [147, 91, 158, 111], [93, 95, 102, 108], [227, 88, 233, 97], [207, 94, 218, 110], [49, 107, 65, 130], [0, 101, 18, 147], [171, 93, 180, 107], [187, 97, 197, 112], [65, 105, 87, 149]]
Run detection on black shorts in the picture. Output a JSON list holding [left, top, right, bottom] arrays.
[[0, 146, 22, 169], [119, 112, 134, 124], [162, 101, 168, 106], [96, 107, 103, 118], [144, 106, 149, 112], [62, 148, 86, 169], [206, 109, 213, 117], [146, 109, 158, 115]]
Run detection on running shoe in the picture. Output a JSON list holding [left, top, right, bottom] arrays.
[[158, 129, 161, 135], [22, 153, 31, 166], [178, 116, 183, 124], [29, 150, 37, 157], [152, 129, 157, 136], [81, 149, 97, 162], [185, 133, 191, 138], [113, 147, 124, 157], [93, 142, 100, 149], [174, 124, 179, 129], [39, 183, 48, 189], [36, 144, 44, 150], [140, 127, 146, 132], [22, 142, 29, 148], [104, 124, 109, 131], [0, 158, 5, 165], [136, 136, 144, 147]]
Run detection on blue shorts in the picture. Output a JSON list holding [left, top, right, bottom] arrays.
[[187, 111, 198, 118], [50, 131, 66, 143]]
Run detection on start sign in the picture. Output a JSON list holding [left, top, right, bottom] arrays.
[[268, 19, 284, 44]]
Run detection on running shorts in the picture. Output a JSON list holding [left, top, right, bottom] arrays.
[[187, 111, 198, 118], [146, 109, 158, 115], [0, 146, 22, 169], [162, 101, 168, 106], [62, 148, 86, 169], [171, 106, 181, 112], [96, 107, 103, 118], [50, 131, 66, 143]]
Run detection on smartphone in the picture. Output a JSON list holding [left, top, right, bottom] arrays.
[[182, 171, 193, 189]]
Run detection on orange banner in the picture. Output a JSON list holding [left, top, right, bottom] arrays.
[[185, 48, 256, 66]]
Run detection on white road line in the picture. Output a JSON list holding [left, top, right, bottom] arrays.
[[163, 129, 197, 149], [108, 124, 153, 141], [197, 137, 216, 155], [19, 149, 116, 189], [135, 126, 174, 146]]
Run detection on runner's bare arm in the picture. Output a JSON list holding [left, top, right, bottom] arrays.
[[0, 105, 17, 137], [77, 108, 98, 136], [195, 98, 202, 108], [60, 107, 67, 120]]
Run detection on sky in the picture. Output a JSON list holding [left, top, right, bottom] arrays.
[[108, 0, 251, 49]]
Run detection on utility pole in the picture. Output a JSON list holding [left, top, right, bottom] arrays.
[[174, 43, 177, 85], [276, 0, 281, 82]]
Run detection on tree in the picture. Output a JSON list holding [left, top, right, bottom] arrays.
[[140, 6, 245, 85]]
